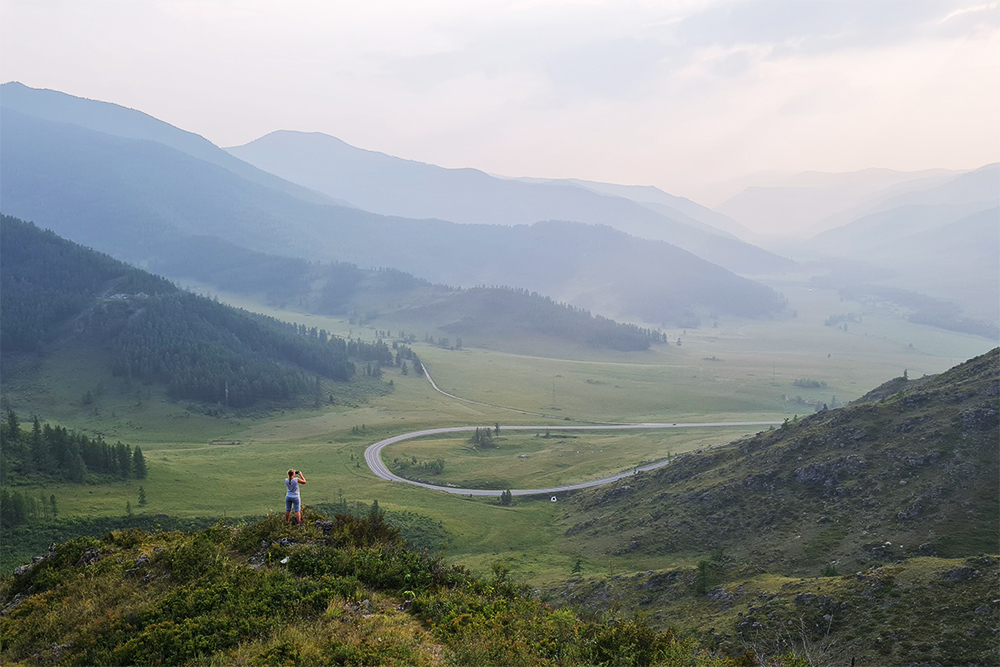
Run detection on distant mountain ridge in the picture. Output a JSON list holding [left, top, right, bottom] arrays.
[[718, 166, 969, 236], [0, 82, 339, 207], [227, 130, 794, 276], [809, 162, 999, 235], [803, 164, 1000, 321], [0, 98, 787, 326], [528, 177, 754, 240]]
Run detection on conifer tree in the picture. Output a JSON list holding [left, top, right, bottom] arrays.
[[132, 446, 147, 479]]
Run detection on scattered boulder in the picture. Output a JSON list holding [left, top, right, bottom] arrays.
[[75, 548, 101, 567], [940, 567, 977, 582], [1, 594, 27, 616], [564, 519, 595, 536], [708, 587, 736, 605], [861, 542, 896, 561], [125, 554, 152, 577], [959, 407, 998, 431]]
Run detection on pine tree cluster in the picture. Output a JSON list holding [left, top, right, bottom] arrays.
[[0, 411, 147, 486]]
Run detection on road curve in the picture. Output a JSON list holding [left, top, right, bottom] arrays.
[[363, 421, 780, 497], [420, 362, 621, 423]]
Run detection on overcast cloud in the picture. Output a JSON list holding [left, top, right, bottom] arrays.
[[1, 0, 997, 201]]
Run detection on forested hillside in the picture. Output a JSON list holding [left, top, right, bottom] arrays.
[[0, 216, 354, 407], [430, 287, 665, 351]]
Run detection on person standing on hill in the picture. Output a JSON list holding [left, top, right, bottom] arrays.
[[285, 469, 306, 524]]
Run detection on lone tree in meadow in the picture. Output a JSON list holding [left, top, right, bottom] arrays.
[[471, 427, 496, 448]]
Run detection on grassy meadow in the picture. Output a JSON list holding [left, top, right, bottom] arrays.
[[2, 278, 995, 583]]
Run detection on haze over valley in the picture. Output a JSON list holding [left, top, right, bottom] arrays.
[[1, 2, 998, 664]]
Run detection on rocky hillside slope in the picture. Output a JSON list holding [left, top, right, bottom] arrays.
[[560, 349, 998, 572], [548, 350, 998, 664]]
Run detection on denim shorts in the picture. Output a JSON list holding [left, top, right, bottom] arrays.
[[285, 495, 301, 512]]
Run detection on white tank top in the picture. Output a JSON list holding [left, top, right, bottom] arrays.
[[286, 478, 300, 496]]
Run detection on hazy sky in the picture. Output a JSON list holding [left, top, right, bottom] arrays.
[[2, 0, 998, 202]]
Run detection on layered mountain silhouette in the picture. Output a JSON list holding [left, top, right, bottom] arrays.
[[0, 81, 337, 206], [554, 178, 754, 240], [807, 165, 999, 320], [227, 130, 793, 276], [718, 167, 964, 236], [0, 84, 786, 325]]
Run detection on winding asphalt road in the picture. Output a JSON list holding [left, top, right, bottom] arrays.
[[363, 364, 780, 497], [364, 422, 781, 497]]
